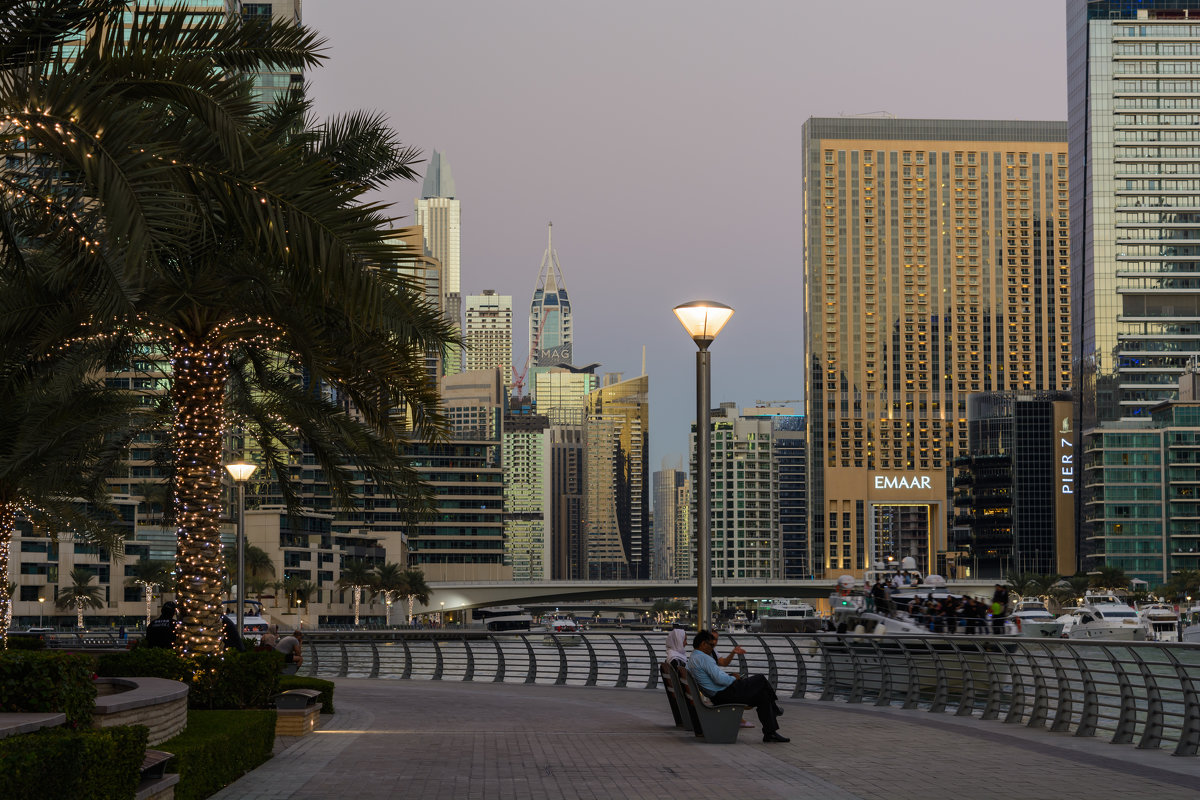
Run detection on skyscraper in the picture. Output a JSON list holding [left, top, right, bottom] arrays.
[[415, 150, 462, 374], [464, 290, 513, 388], [238, 2, 302, 105], [803, 117, 1070, 579], [503, 412, 550, 581], [584, 373, 649, 579], [652, 457, 690, 579], [1068, 0, 1200, 570], [529, 223, 573, 398]]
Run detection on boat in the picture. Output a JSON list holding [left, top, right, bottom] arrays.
[[1011, 598, 1066, 639], [1065, 592, 1149, 641], [724, 610, 752, 634], [221, 599, 268, 643], [1180, 603, 1200, 644], [473, 605, 533, 632], [542, 613, 583, 645], [757, 599, 822, 633], [1138, 602, 1180, 642]]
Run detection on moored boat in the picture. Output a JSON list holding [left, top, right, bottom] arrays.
[[757, 599, 821, 633], [1066, 592, 1149, 641], [1138, 602, 1180, 642]]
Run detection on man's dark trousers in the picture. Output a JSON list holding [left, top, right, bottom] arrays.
[[711, 674, 781, 733]]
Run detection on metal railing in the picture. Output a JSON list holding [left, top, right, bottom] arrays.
[[297, 630, 1200, 756]]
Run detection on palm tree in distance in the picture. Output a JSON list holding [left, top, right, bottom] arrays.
[[338, 559, 376, 627], [372, 562, 406, 626], [401, 569, 432, 626], [1, 5, 454, 653], [56, 568, 106, 629], [1090, 565, 1129, 591], [125, 558, 173, 626]]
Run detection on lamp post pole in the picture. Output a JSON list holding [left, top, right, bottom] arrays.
[[674, 300, 733, 634], [38, 597, 44, 628], [225, 462, 258, 645]]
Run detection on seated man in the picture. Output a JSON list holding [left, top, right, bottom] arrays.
[[686, 629, 789, 743], [275, 630, 303, 674]]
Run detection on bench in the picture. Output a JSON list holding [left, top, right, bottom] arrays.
[[659, 662, 689, 730], [136, 749, 179, 800], [676, 664, 743, 744], [274, 688, 322, 736]]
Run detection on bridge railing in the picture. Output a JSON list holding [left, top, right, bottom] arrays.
[[297, 630, 1200, 757]]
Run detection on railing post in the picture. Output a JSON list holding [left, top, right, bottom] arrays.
[[755, 634, 779, 688], [926, 639, 949, 714], [611, 633, 628, 688], [1166, 648, 1200, 757], [338, 639, 349, 678], [786, 636, 809, 698], [1050, 643, 1074, 732], [900, 639, 921, 710], [1003, 641, 1027, 725], [489, 634, 505, 683], [1132, 648, 1163, 750], [1108, 646, 1138, 744], [581, 634, 598, 687], [463, 636, 476, 682], [432, 634, 445, 681], [550, 635, 568, 685], [981, 643, 1004, 720], [1073, 647, 1100, 739], [639, 634, 658, 690], [399, 635, 413, 680], [521, 634, 537, 684], [818, 636, 838, 701], [369, 638, 380, 679]]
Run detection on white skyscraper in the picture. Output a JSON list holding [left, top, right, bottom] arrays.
[[464, 290, 513, 389], [415, 150, 462, 374], [528, 223, 572, 398]]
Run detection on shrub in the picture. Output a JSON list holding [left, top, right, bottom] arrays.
[[0, 651, 97, 726], [159, 709, 275, 800], [96, 648, 283, 709], [278, 674, 335, 714], [3, 634, 46, 651], [0, 724, 147, 800]]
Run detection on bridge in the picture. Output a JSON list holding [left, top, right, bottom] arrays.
[[414, 578, 1003, 614]]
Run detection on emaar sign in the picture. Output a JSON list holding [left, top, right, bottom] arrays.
[[873, 475, 932, 490]]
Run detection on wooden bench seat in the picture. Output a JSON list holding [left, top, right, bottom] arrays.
[[676, 664, 743, 744]]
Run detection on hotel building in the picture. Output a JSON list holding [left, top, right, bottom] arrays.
[[802, 117, 1070, 578]]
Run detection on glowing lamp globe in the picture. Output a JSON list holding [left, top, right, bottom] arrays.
[[673, 300, 734, 348]]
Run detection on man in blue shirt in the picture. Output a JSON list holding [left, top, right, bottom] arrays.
[[686, 629, 789, 742]]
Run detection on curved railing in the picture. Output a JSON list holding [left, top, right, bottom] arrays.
[[297, 630, 1200, 757]]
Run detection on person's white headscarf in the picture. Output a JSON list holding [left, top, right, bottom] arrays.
[[665, 627, 687, 664]]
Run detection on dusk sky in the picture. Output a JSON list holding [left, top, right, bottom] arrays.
[[303, 1, 1068, 469]]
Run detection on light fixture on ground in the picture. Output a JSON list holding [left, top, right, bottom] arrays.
[[225, 461, 258, 644], [673, 300, 734, 633]]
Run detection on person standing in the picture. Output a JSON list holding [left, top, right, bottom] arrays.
[[144, 601, 179, 649], [221, 614, 245, 652], [686, 630, 788, 743]]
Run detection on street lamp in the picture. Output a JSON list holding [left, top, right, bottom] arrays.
[[38, 596, 44, 628], [673, 300, 734, 634], [440, 601, 445, 627], [225, 461, 258, 644]]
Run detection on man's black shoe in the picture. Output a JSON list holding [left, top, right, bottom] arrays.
[[762, 732, 790, 743]]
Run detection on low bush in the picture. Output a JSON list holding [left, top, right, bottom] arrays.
[[96, 648, 283, 709], [0, 724, 147, 800], [0, 651, 97, 726], [159, 709, 275, 800], [278, 674, 335, 714], [3, 633, 46, 651]]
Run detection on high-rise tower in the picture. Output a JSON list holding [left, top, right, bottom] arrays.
[[464, 290, 513, 388], [1068, 0, 1200, 573], [529, 223, 573, 398], [415, 150, 462, 374], [802, 117, 1070, 579]]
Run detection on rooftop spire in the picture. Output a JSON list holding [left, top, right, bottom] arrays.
[[421, 150, 456, 199]]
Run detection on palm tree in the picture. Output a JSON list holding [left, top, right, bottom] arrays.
[[338, 559, 376, 627], [1091, 565, 1129, 590], [1004, 571, 1043, 599], [1, 5, 454, 653], [1166, 569, 1200, 601], [400, 569, 431, 626], [373, 562, 407, 626], [125, 558, 173, 626], [245, 545, 276, 580], [56, 568, 105, 629]]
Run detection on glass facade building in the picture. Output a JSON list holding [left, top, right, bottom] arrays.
[[1069, 0, 1200, 569], [415, 151, 462, 374], [803, 117, 1070, 578], [464, 290, 513, 389], [529, 224, 573, 398]]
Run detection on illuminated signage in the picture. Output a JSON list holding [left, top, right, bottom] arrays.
[[1058, 417, 1074, 495], [873, 475, 932, 490]]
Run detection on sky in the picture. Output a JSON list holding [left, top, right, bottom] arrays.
[[302, 0, 1068, 470]]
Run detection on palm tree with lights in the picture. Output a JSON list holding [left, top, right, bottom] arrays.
[[338, 559, 376, 627], [56, 567, 106, 629], [373, 562, 405, 626], [125, 557, 173, 626], [1, 4, 452, 653], [400, 568, 432, 626]]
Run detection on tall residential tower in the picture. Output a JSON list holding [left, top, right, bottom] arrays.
[[415, 151, 462, 374], [803, 117, 1070, 579], [528, 224, 573, 398]]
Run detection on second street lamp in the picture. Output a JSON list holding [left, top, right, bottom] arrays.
[[673, 300, 734, 634], [225, 461, 258, 645]]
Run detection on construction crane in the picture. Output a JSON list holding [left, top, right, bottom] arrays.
[[511, 309, 553, 397]]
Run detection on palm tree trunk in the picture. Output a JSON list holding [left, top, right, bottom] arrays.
[[144, 583, 152, 626], [171, 342, 229, 655], [354, 586, 361, 626], [76, 602, 83, 630], [0, 503, 15, 646]]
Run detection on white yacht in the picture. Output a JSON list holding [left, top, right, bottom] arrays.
[[757, 599, 821, 633], [1065, 592, 1149, 641], [1011, 598, 1066, 639], [725, 610, 752, 634], [474, 606, 533, 632], [1138, 603, 1180, 642]]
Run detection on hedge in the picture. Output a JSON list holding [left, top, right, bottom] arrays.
[[0, 724, 147, 800], [158, 709, 275, 800], [96, 648, 283, 709], [0, 651, 97, 726], [279, 674, 335, 714], [2, 633, 46, 650]]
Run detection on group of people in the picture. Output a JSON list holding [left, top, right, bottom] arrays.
[[142, 601, 304, 668], [862, 581, 1014, 635], [665, 625, 790, 743]]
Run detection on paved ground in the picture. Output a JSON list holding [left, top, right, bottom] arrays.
[[212, 679, 1200, 800]]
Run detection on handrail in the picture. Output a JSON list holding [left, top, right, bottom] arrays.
[[296, 630, 1200, 757]]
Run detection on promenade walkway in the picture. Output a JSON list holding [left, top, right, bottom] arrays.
[[214, 679, 1200, 800]]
